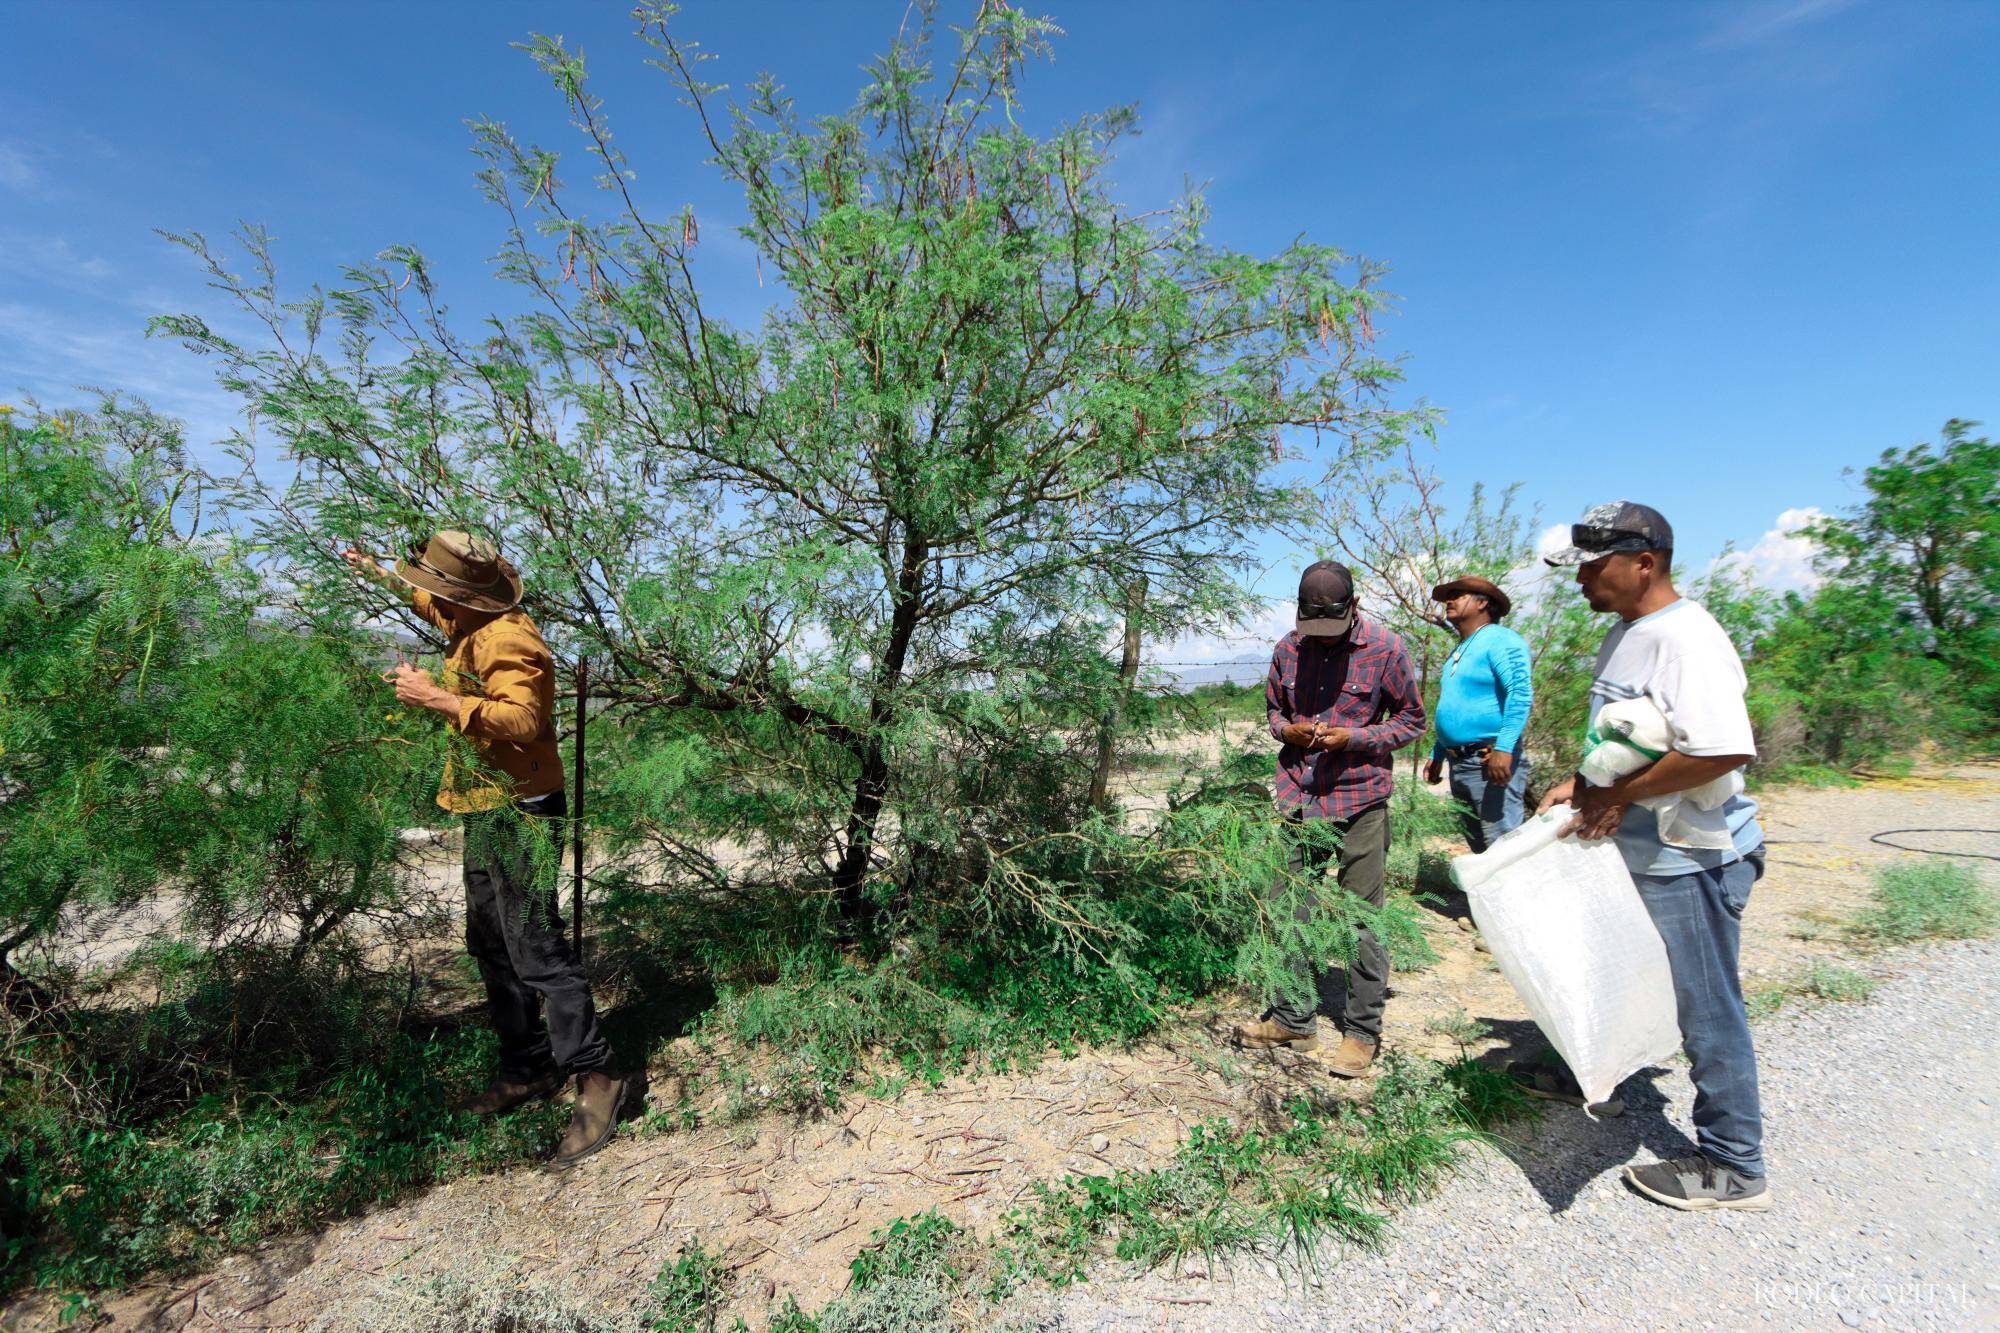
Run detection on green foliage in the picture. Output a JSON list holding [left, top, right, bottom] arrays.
[[2, 1023, 559, 1293], [627, 757, 1436, 1116], [1179, 681, 1266, 729], [992, 1055, 1519, 1290], [1732, 422, 1999, 771], [1746, 958, 1881, 1020], [649, 1240, 733, 1333], [807, 1211, 964, 1333], [1850, 859, 1998, 945], [1795, 960, 1879, 1003], [156, 3, 1411, 932], [0, 402, 449, 975], [0, 404, 217, 962]]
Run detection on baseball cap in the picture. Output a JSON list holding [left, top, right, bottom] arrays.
[[1542, 500, 1674, 567], [1295, 560, 1357, 636]]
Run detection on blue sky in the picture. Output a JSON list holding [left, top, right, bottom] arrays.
[[4, 0, 1994, 651]]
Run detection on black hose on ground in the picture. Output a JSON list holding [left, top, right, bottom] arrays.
[[1866, 828, 2000, 862]]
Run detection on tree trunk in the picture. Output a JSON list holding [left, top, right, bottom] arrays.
[[831, 534, 928, 926], [1089, 575, 1148, 812]]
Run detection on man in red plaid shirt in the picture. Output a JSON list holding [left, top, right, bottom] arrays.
[[1234, 560, 1426, 1076]]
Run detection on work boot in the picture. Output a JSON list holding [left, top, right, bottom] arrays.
[[1233, 1016, 1319, 1052], [1324, 1032, 1378, 1078], [451, 1070, 564, 1116], [1624, 1154, 1771, 1212], [549, 1070, 629, 1170]]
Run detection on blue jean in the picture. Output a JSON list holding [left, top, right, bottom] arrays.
[[1447, 752, 1530, 853], [1634, 848, 1767, 1177]]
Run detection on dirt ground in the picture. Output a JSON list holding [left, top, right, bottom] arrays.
[[10, 757, 1998, 1332]]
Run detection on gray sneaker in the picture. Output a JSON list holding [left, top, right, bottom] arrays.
[[1624, 1154, 1771, 1211]]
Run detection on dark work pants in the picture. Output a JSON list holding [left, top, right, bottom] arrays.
[[1267, 803, 1391, 1040], [462, 791, 611, 1079]]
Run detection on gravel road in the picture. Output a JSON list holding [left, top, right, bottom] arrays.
[[1040, 936, 2000, 1332]]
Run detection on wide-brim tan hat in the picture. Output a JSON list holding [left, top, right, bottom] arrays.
[[1429, 575, 1512, 618], [393, 530, 523, 613]]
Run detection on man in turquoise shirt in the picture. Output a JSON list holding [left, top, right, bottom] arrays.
[[1422, 576, 1533, 852]]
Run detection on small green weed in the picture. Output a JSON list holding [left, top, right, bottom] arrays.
[[1850, 859, 1998, 945], [648, 1240, 733, 1332], [1748, 959, 1880, 1019], [1796, 959, 1879, 1003], [1422, 1008, 1490, 1053], [818, 1211, 963, 1333], [1745, 985, 1789, 1021]]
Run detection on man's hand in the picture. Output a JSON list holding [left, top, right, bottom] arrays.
[[1312, 726, 1351, 752], [1423, 757, 1443, 785], [1280, 721, 1319, 749], [387, 661, 460, 719], [1536, 776, 1577, 815], [1561, 780, 1628, 841], [1482, 748, 1514, 786], [341, 547, 381, 576]]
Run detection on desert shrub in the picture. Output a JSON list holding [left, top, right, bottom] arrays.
[[631, 751, 1434, 1114], [0, 405, 501, 1295]]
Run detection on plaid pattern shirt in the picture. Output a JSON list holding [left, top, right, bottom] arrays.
[[1266, 618, 1426, 819]]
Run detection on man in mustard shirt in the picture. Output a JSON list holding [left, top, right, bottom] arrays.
[[345, 531, 626, 1169]]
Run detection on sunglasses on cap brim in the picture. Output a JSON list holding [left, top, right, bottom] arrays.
[[1569, 525, 1653, 552]]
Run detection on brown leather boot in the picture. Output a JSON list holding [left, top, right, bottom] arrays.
[[1324, 1032, 1378, 1078], [549, 1071, 629, 1170], [451, 1071, 564, 1116], [1233, 1016, 1319, 1052]]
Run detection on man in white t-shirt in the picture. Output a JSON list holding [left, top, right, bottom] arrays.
[[1533, 500, 1771, 1212]]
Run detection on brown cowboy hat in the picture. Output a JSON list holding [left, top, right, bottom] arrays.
[[1429, 575, 1512, 618], [393, 530, 523, 613]]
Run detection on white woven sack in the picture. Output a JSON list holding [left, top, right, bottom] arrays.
[[1450, 810, 1681, 1108]]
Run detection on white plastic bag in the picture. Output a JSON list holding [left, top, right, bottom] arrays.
[[1578, 697, 1738, 851], [1450, 809, 1681, 1108]]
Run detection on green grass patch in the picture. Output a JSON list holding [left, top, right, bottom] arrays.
[[1751, 762, 1862, 790], [990, 1055, 1521, 1291], [1850, 858, 1998, 945], [1747, 959, 1881, 1020]]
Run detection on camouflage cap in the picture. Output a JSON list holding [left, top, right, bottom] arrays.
[[1542, 500, 1674, 567]]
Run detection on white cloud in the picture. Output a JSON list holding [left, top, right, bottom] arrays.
[[1534, 523, 1572, 561], [0, 144, 37, 193], [1713, 506, 1825, 592], [1704, 0, 1861, 49], [1151, 599, 1295, 669]]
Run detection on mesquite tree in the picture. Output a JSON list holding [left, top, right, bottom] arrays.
[[159, 2, 1415, 927]]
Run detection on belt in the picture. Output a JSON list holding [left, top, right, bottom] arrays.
[[1442, 742, 1494, 760]]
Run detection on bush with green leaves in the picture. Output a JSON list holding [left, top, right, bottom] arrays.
[[0, 404, 495, 1295]]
